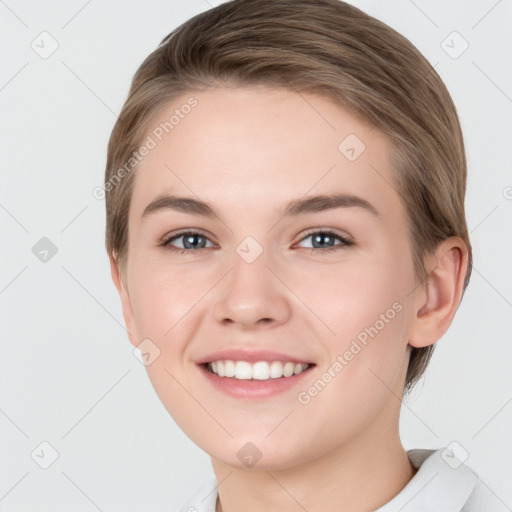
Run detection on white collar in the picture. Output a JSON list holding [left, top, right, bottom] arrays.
[[374, 448, 478, 511]]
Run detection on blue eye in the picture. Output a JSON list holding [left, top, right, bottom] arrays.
[[162, 230, 213, 253], [298, 230, 353, 254], [161, 229, 353, 255]]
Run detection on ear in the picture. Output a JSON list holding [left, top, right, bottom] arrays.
[[408, 237, 469, 349], [109, 252, 139, 348]]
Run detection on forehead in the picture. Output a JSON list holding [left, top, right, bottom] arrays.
[[129, 87, 403, 225]]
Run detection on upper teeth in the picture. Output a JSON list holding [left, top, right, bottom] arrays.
[[208, 360, 310, 380]]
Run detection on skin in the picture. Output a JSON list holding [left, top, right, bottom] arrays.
[[110, 87, 468, 512]]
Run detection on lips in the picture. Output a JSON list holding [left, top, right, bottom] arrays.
[[195, 348, 316, 398]]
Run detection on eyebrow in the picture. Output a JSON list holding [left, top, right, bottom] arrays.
[[141, 193, 380, 220]]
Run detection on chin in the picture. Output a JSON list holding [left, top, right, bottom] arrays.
[[205, 435, 313, 472]]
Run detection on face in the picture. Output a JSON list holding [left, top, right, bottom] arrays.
[[116, 87, 421, 470]]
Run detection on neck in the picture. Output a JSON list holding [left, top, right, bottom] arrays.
[[211, 394, 416, 512]]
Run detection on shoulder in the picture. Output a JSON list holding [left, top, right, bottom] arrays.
[[376, 447, 508, 512], [462, 478, 510, 512], [421, 447, 510, 512]]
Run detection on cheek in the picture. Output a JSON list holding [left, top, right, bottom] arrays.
[[301, 251, 414, 397], [291, 271, 413, 449], [293, 250, 413, 346], [127, 252, 211, 341]]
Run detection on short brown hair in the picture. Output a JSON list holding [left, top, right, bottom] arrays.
[[104, 0, 473, 394]]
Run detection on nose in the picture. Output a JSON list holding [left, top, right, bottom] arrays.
[[213, 248, 291, 330]]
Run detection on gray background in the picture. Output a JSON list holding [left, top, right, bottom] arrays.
[[1, 0, 511, 510]]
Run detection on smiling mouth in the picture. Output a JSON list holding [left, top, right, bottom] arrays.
[[204, 360, 314, 380]]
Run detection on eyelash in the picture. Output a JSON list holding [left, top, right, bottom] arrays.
[[160, 229, 354, 255]]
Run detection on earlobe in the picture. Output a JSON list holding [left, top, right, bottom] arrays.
[[109, 252, 139, 348], [408, 237, 469, 349]]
